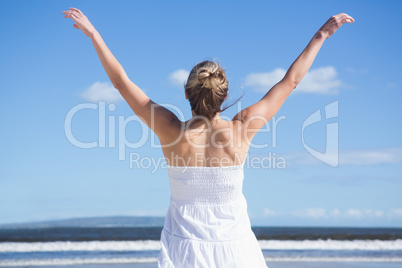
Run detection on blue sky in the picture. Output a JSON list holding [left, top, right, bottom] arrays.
[[0, 0, 401, 227]]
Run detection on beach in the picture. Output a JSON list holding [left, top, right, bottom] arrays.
[[1, 225, 401, 267], [36, 261, 402, 268]]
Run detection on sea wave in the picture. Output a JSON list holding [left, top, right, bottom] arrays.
[[259, 239, 402, 250], [0, 240, 160, 252], [264, 257, 402, 262], [1, 239, 402, 253], [0, 257, 158, 267], [1, 257, 402, 266]]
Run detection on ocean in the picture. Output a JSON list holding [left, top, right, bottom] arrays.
[[0, 218, 402, 267]]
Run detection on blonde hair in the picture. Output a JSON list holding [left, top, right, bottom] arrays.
[[185, 60, 240, 122]]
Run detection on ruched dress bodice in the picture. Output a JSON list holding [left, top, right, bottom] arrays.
[[158, 163, 267, 268]]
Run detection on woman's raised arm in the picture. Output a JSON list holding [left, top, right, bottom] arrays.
[[233, 13, 354, 141], [62, 7, 180, 140]]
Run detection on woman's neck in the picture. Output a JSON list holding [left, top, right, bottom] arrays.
[[191, 110, 221, 120]]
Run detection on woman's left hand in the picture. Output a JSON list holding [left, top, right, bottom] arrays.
[[62, 7, 96, 37]]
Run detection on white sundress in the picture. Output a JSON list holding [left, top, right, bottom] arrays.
[[158, 163, 268, 268]]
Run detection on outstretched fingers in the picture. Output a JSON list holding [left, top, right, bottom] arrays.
[[62, 7, 96, 37], [62, 8, 82, 19], [69, 7, 85, 17], [320, 12, 355, 39], [339, 13, 355, 23], [69, 7, 83, 14], [63, 12, 78, 20]]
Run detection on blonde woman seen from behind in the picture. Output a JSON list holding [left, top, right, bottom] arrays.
[[63, 8, 354, 268]]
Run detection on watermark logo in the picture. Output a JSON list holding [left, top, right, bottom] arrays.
[[64, 100, 339, 169], [301, 100, 339, 167], [129, 152, 286, 173], [64, 101, 286, 160]]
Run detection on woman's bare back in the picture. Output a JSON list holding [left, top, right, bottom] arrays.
[[160, 116, 249, 167]]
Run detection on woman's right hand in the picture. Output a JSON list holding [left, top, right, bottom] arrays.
[[319, 13, 355, 39]]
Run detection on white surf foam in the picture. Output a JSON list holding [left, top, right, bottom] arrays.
[[0, 239, 401, 253], [258, 239, 402, 250], [0, 257, 158, 267], [1, 257, 402, 266], [0, 240, 161, 252]]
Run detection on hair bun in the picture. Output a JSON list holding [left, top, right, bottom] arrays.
[[185, 60, 237, 121], [197, 66, 219, 87], [197, 68, 212, 79]]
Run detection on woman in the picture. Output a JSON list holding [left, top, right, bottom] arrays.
[[63, 7, 354, 268]]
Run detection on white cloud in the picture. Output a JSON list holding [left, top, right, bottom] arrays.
[[330, 209, 341, 218], [263, 209, 277, 216], [346, 209, 363, 218], [339, 148, 402, 165], [262, 208, 402, 220], [389, 209, 402, 218], [297, 66, 342, 94], [81, 81, 123, 103], [244, 66, 341, 94], [169, 69, 189, 87], [344, 67, 369, 74], [386, 82, 397, 89], [244, 68, 286, 91], [286, 148, 402, 166], [293, 208, 327, 219], [347, 209, 383, 218]]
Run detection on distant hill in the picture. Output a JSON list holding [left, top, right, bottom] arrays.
[[0, 216, 165, 229]]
